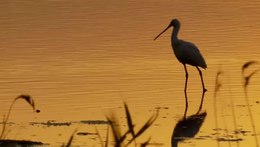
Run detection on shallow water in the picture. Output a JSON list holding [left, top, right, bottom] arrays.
[[1, 0, 260, 146]]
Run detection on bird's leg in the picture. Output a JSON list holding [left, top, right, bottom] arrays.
[[183, 64, 188, 119], [196, 66, 207, 113]]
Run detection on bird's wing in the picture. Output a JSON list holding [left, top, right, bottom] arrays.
[[177, 40, 207, 68]]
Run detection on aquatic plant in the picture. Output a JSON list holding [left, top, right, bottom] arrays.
[[96, 125, 109, 147], [213, 70, 223, 147], [241, 61, 259, 147], [103, 102, 159, 147], [0, 94, 40, 139], [63, 102, 158, 147], [62, 129, 77, 147]]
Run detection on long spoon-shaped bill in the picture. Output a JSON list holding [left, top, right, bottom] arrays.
[[154, 24, 171, 40]]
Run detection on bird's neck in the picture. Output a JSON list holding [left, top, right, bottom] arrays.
[[171, 25, 180, 45]]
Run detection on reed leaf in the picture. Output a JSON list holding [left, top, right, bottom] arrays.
[[95, 127, 104, 147], [215, 71, 222, 93], [242, 61, 258, 73], [127, 110, 159, 145], [241, 61, 259, 146], [124, 102, 135, 140], [1, 94, 39, 139], [15, 95, 36, 112], [106, 115, 128, 147], [244, 70, 259, 88], [62, 129, 77, 147], [105, 124, 109, 147], [140, 137, 151, 147]]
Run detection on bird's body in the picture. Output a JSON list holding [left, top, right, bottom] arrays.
[[172, 39, 207, 69], [154, 19, 207, 118]]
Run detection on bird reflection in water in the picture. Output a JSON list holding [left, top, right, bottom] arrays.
[[171, 86, 207, 147], [171, 112, 207, 147]]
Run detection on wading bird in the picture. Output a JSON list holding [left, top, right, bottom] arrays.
[[154, 19, 207, 118]]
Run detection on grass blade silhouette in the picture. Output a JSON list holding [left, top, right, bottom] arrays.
[[213, 70, 222, 147], [105, 124, 109, 147], [106, 103, 158, 147], [96, 127, 105, 147], [96, 123, 110, 147], [242, 61, 258, 72], [140, 137, 151, 147], [62, 129, 77, 147], [242, 61, 259, 147], [124, 102, 136, 145], [127, 109, 159, 145], [106, 113, 130, 147], [106, 116, 121, 146], [227, 73, 240, 147], [1, 94, 40, 139]]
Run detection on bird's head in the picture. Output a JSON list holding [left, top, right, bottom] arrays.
[[170, 19, 180, 28], [154, 18, 180, 40]]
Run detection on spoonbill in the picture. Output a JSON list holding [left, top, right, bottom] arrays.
[[154, 19, 207, 118]]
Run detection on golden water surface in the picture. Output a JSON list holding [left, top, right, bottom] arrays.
[[1, 0, 260, 146]]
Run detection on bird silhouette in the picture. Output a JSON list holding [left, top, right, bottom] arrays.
[[154, 19, 207, 118], [171, 112, 207, 147]]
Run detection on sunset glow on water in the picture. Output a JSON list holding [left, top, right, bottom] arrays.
[[1, 0, 260, 146]]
